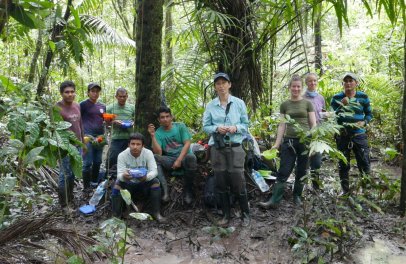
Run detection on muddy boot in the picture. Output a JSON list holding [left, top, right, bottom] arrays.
[[339, 171, 350, 195], [238, 192, 250, 227], [218, 192, 231, 227], [82, 171, 91, 190], [183, 174, 195, 205], [111, 194, 123, 218], [311, 170, 321, 191], [293, 179, 304, 207], [259, 182, 285, 209], [157, 173, 169, 202], [150, 187, 167, 223], [91, 162, 101, 184]]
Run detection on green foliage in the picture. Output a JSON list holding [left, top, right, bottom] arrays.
[[201, 226, 235, 244], [0, 83, 83, 177]]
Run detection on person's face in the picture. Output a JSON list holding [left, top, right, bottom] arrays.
[[158, 112, 173, 127], [343, 77, 357, 93], [214, 78, 231, 96], [129, 139, 144, 157], [305, 75, 318, 91], [88, 87, 100, 102], [290, 80, 302, 98], [61, 86, 76, 104], [116, 91, 128, 106]]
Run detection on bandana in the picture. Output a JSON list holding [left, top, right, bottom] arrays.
[[305, 90, 318, 98]]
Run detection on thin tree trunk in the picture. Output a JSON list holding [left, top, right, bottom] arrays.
[[314, 17, 323, 75], [134, 0, 163, 138], [269, 37, 276, 115], [28, 29, 43, 83], [163, 0, 173, 93], [0, 0, 10, 35], [36, 0, 72, 97], [400, 32, 406, 216]]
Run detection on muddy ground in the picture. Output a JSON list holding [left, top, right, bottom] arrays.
[[54, 158, 406, 264]]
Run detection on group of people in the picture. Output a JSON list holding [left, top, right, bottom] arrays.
[[56, 70, 372, 227]]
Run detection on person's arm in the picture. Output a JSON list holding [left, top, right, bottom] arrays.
[[148, 124, 163, 155], [228, 100, 249, 134], [202, 105, 218, 134], [172, 124, 191, 169], [117, 153, 130, 182], [363, 95, 372, 125], [308, 112, 317, 129], [273, 114, 286, 149], [145, 150, 158, 181]]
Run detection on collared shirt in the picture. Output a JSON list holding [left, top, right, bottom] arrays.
[[106, 102, 135, 140], [80, 99, 106, 136], [203, 95, 249, 145]]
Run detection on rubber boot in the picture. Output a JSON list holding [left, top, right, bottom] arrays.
[[91, 162, 101, 187], [339, 171, 350, 195], [82, 171, 91, 190], [311, 170, 320, 191], [157, 173, 169, 202], [183, 174, 195, 205], [259, 182, 286, 209], [238, 192, 250, 227], [293, 179, 303, 206], [111, 194, 123, 218], [218, 192, 231, 227], [150, 187, 167, 223]]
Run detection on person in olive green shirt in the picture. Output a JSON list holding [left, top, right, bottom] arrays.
[[106, 88, 136, 171], [259, 74, 316, 209]]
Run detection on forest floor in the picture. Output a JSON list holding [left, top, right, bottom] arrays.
[[50, 157, 406, 264]]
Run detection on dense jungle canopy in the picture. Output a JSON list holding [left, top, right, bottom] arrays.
[[0, 0, 406, 263]]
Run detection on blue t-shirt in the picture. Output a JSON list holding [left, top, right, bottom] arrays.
[[155, 122, 192, 157]]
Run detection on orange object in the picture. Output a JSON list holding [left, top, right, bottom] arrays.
[[102, 113, 117, 121], [97, 137, 103, 143]]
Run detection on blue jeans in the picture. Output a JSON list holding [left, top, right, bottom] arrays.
[[58, 156, 75, 188], [83, 142, 103, 182]]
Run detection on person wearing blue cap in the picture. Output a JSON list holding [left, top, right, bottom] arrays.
[[203, 72, 251, 227], [331, 72, 372, 194]]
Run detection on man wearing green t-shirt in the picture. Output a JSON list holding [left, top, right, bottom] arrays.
[[148, 106, 197, 204], [106, 88, 135, 171]]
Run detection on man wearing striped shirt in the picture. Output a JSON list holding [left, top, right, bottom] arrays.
[[331, 72, 372, 194]]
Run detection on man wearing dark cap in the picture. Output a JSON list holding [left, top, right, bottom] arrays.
[[331, 72, 372, 195], [80, 82, 106, 190]]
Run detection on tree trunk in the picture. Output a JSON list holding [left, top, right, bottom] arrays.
[[163, 0, 173, 93], [27, 29, 42, 84], [0, 0, 11, 35], [400, 32, 406, 216], [314, 17, 323, 75], [36, 0, 72, 97], [134, 0, 163, 137]]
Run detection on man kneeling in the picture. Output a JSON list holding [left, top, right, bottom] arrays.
[[111, 133, 166, 223]]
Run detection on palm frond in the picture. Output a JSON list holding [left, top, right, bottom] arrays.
[[79, 15, 136, 49]]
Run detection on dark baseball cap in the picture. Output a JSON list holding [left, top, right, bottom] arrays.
[[342, 72, 358, 82], [214, 72, 230, 82], [87, 82, 101, 91]]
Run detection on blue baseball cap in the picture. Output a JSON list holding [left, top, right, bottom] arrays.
[[213, 72, 230, 82]]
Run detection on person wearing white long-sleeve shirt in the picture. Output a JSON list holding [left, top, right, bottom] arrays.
[[111, 133, 165, 222]]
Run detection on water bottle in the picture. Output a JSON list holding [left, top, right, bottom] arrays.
[[252, 170, 270, 192], [89, 180, 107, 206]]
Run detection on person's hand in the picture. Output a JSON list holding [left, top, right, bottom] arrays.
[[138, 175, 147, 182], [147, 124, 156, 137], [341, 97, 349, 106], [123, 170, 132, 181], [271, 144, 280, 150], [227, 125, 237, 134], [356, 121, 366, 127], [217, 126, 228, 135], [113, 120, 123, 126], [172, 159, 182, 169]]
